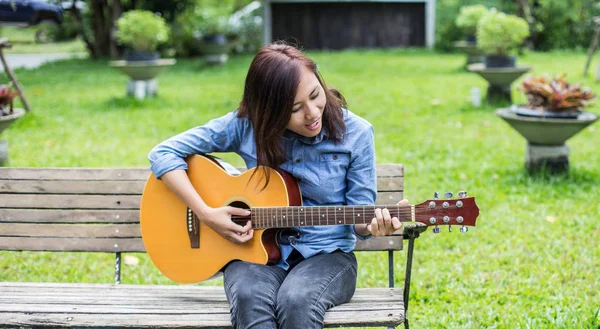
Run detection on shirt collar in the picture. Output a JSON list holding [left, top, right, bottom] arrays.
[[282, 128, 327, 145]]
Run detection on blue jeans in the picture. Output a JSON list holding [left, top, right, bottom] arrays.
[[223, 250, 358, 329]]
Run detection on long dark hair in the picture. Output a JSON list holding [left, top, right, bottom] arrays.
[[237, 43, 347, 187]]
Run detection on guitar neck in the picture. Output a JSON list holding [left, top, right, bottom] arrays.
[[250, 205, 415, 229]]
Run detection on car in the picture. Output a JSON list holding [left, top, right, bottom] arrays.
[[0, 0, 63, 27]]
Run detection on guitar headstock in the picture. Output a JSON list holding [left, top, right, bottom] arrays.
[[415, 191, 479, 233]]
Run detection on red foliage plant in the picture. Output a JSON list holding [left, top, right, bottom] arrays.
[[520, 74, 596, 113]]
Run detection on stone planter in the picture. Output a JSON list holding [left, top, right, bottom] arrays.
[[468, 63, 531, 103], [109, 59, 176, 99], [124, 50, 160, 62], [0, 108, 25, 166], [484, 55, 516, 68], [496, 106, 598, 173], [0, 108, 25, 135]]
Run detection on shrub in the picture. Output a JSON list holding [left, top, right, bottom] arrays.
[[477, 11, 530, 56], [455, 4, 489, 36], [195, 7, 232, 37], [116, 10, 170, 52], [45, 11, 80, 42], [228, 1, 263, 53]]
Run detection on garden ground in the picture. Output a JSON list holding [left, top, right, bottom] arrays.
[[1, 49, 599, 328]]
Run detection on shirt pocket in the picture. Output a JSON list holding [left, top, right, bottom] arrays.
[[319, 152, 350, 190]]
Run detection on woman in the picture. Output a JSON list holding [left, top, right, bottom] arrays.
[[148, 43, 404, 329]]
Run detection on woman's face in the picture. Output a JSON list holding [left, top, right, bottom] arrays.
[[286, 65, 326, 138]]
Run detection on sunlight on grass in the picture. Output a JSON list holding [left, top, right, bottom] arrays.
[[1, 49, 599, 328], [0, 26, 86, 54]]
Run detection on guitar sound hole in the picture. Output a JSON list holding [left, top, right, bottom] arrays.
[[229, 201, 250, 226]]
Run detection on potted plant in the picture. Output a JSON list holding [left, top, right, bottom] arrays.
[[496, 74, 598, 173], [195, 7, 232, 65], [116, 10, 170, 62], [477, 11, 530, 68], [111, 10, 176, 99], [454, 5, 489, 67], [455, 4, 489, 42], [468, 10, 531, 102], [0, 84, 25, 166], [0, 84, 24, 135]]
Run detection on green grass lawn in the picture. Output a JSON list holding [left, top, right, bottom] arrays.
[[1, 49, 599, 328]]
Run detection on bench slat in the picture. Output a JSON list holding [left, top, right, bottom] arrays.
[[0, 209, 139, 223], [0, 180, 146, 194], [0, 165, 403, 181], [0, 191, 403, 209], [0, 194, 141, 209], [0, 235, 400, 252], [0, 282, 398, 298], [0, 177, 401, 194], [1, 311, 403, 328], [0, 223, 140, 238], [0, 301, 400, 313], [0, 283, 404, 328], [0, 237, 145, 252], [0, 290, 401, 302], [0, 168, 149, 180]]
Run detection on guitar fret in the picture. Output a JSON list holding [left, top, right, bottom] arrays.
[[318, 207, 321, 226], [303, 206, 306, 226], [335, 207, 337, 225], [361, 205, 365, 224], [256, 208, 260, 228]]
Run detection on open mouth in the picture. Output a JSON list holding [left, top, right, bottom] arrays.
[[306, 117, 321, 131]]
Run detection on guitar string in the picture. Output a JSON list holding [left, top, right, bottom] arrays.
[[228, 207, 464, 227]]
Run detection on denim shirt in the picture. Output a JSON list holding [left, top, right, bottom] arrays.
[[148, 109, 377, 270]]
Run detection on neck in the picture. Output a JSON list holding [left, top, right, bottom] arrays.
[[250, 204, 414, 229]]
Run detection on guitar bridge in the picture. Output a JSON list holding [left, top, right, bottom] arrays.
[[186, 208, 200, 248]]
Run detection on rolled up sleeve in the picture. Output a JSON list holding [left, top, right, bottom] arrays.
[[148, 111, 241, 179], [345, 124, 377, 240]]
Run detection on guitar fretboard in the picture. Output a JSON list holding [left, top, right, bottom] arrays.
[[250, 205, 415, 229]]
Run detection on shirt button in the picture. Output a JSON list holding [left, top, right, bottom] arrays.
[[333, 155, 338, 160], [295, 159, 301, 163]]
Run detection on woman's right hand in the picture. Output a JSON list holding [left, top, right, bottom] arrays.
[[200, 206, 254, 244]]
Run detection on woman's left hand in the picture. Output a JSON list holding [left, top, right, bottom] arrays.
[[368, 199, 408, 236]]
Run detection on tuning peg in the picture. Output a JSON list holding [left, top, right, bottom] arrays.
[[448, 225, 453, 232], [444, 192, 453, 198], [434, 192, 439, 200], [433, 226, 441, 234], [458, 191, 468, 198], [460, 226, 468, 233]]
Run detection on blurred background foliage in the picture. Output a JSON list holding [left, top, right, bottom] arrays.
[[436, 0, 600, 52], [7, 0, 600, 57]]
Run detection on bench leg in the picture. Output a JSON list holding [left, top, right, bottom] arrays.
[[402, 232, 419, 329], [388, 250, 395, 329], [115, 252, 122, 284]]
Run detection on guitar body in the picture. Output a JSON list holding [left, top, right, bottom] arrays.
[[140, 155, 301, 284]]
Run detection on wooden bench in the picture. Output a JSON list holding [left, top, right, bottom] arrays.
[[0, 164, 426, 328]]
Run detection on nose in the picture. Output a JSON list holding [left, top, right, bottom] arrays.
[[306, 103, 320, 120]]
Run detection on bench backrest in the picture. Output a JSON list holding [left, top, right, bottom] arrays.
[[0, 165, 404, 253]]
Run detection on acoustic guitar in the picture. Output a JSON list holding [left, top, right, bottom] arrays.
[[140, 155, 479, 284]]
